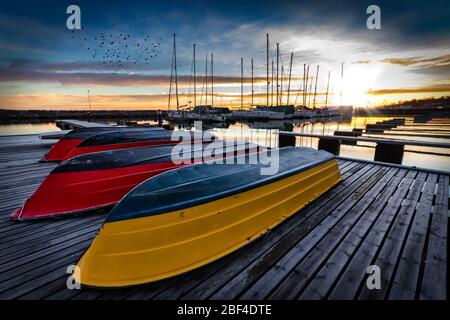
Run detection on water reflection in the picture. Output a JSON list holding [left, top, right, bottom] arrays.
[[0, 116, 448, 172], [0, 123, 59, 136], [205, 116, 450, 172]]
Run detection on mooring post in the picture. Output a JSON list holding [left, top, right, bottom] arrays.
[[157, 109, 163, 127], [334, 131, 357, 145], [352, 128, 363, 136], [374, 143, 405, 164], [318, 137, 341, 155], [278, 133, 296, 148]]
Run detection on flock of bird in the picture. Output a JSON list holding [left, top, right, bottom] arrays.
[[70, 24, 163, 73]]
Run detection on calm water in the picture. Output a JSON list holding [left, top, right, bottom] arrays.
[[0, 123, 59, 136], [0, 116, 449, 172]]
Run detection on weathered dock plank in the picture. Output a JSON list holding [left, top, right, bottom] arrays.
[[298, 168, 407, 299], [419, 175, 448, 300], [328, 170, 418, 299], [219, 165, 381, 300], [358, 171, 428, 299], [389, 173, 438, 299]]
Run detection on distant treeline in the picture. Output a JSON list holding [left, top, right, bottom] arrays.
[[378, 96, 450, 109], [0, 109, 167, 123], [355, 96, 450, 115]]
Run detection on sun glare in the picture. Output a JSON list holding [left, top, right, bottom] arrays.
[[340, 64, 381, 107]]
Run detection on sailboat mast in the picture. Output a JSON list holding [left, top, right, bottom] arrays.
[[302, 63, 306, 106], [281, 66, 283, 106], [168, 36, 174, 110], [276, 43, 279, 107], [211, 53, 214, 107], [193, 44, 196, 108], [313, 65, 319, 108], [251, 58, 254, 106], [87, 90, 91, 111], [340, 62, 344, 105], [325, 70, 331, 108], [308, 81, 313, 107], [266, 33, 269, 106], [330, 85, 334, 106], [287, 52, 293, 106], [305, 65, 310, 107], [174, 34, 179, 111], [240, 57, 244, 110], [205, 53, 208, 106], [271, 60, 274, 106]]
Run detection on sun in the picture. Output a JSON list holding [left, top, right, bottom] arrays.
[[340, 63, 382, 107]]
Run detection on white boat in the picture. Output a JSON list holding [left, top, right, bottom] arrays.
[[292, 107, 317, 118], [315, 107, 342, 118], [232, 110, 285, 120], [167, 111, 194, 120], [168, 110, 226, 122], [197, 113, 227, 122]]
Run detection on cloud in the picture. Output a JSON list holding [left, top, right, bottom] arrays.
[[379, 54, 450, 79], [380, 57, 420, 66], [1, 1, 450, 109], [0, 60, 310, 87], [380, 54, 450, 67], [0, 88, 328, 110], [368, 84, 450, 95], [0, 59, 294, 86]]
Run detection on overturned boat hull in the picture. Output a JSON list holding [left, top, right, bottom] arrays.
[[75, 147, 341, 287], [43, 127, 165, 162], [59, 129, 191, 161], [12, 141, 254, 220]]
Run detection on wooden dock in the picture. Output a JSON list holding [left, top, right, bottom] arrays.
[[0, 136, 447, 300], [55, 119, 113, 130]]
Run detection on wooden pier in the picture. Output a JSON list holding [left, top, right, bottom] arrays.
[[279, 131, 450, 166], [0, 135, 447, 300], [55, 119, 113, 130]]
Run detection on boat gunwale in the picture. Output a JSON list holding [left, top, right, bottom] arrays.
[[53, 140, 253, 173], [76, 130, 176, 148]]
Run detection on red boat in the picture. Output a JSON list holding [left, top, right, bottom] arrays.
[[12, 141, 257, 220], [59, 129, 180, 161], [42, 127, 166, 162]]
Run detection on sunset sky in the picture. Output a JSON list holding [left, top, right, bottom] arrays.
[[0, 0, 449, 110]]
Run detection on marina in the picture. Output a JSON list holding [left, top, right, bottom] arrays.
[[0, 133, 447, 299], [164, 34, 353, 122]]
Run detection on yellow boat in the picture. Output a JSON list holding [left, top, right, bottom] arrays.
[[74, 147, 341, 287]]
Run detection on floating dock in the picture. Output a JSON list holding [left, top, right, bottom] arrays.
[[0, 135, 447, 300], [55, 119, 113, 130]]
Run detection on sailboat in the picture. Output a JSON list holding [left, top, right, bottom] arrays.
[[232, 109, 285, 120], [167, 38, 227, 122], [232, 36, 287, 121]]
